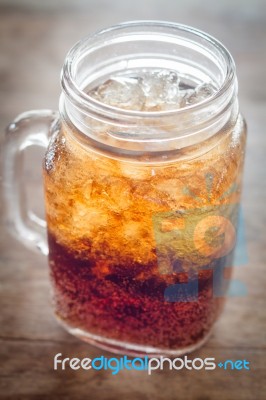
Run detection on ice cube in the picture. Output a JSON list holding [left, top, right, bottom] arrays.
[[89, 71, 216, 112], [181, 83, 216, 107], [141, 70, 181, 110], [89, 76, 145, 110], [119, 163, 152, 180]]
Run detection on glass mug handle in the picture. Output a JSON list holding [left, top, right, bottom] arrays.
[[2, 110, 58, 255]]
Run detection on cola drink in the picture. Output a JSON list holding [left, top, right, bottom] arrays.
[[43, 68, 246, 355]]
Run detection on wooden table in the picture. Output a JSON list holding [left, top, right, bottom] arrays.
[[0, 1, 266, 399]]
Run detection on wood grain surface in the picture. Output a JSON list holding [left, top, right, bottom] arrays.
[[0, 1, 266, 399]]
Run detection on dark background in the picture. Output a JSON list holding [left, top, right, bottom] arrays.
[[0, 0, 265, 399]]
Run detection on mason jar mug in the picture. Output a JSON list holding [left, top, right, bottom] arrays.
[[2, 21, 247, 356]]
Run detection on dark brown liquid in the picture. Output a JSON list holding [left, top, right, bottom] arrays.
[[44, 117, 245, 351], [48, 231, 230, 349]]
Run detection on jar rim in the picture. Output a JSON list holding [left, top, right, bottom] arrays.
[[61, 20, 236, 123]]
